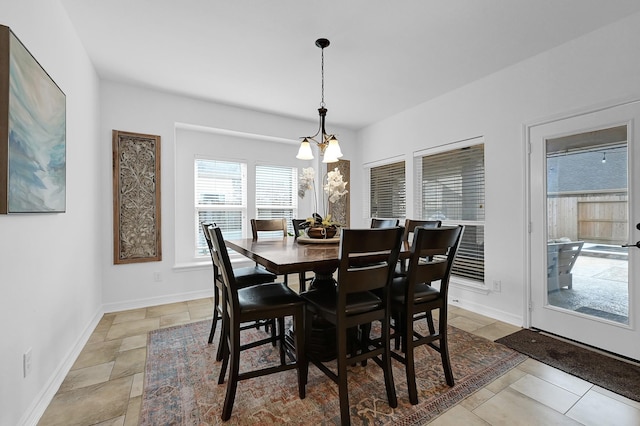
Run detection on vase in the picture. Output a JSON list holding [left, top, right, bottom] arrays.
[[306, 226, 337, 239]]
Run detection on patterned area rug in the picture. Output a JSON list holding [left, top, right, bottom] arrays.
[[140, 320, 526, 425]]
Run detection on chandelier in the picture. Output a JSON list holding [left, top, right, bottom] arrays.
[[296, 38, 343, 163]]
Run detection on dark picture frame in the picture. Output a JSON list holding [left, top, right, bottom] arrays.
[[0, 25, 66, 213], [112, 130, 162, 264]]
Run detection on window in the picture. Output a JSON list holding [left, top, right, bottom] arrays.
[[195, 158, 247, 256], [415, 142, 485, 282], [255, 164, 298, 235], [369, 161, 406, 219]]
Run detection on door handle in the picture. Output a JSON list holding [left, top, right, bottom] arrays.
[[621, 241, 640, 248]]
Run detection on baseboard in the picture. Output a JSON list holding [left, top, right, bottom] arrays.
[[449, 298, 523, 327], [102, 289, 212, 313], [19, 307, 105, 426]]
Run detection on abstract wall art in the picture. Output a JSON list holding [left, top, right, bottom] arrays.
[[0, 25, 66, 213]]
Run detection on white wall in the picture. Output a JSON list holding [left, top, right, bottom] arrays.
[[358, 12, 640, 324], [99, 81, 358, 311], [1, 1, 102, 425]]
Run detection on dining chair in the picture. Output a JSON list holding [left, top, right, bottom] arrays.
[[291, 218, 313, 292], [250, 218, 290, 285], [370, 218, 399, 228], [201, 223, 277, 359], [389, 225, 463, 405], [208, 225, 307, 421], [301, 226, 403, 425], [250, 218, 288, 239], [395, 219, 442, 277]]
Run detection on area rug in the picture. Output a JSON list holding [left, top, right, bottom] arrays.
[[140, 320, 526, 425], [496, 329, 640, 402]]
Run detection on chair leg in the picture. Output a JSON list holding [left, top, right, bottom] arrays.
[[404, 314, 419, 405], [381, 318, 398, 408], [218, 316, 230, 383], [298, 272, 307, 292], [278, 317, 286, 365], [426, 310, 436, 335], [438, 308, 454, 386], [216, 317, 225, 361], [208, 287, 220, 344], [336, 323, 351, 426], [294, 308, 307, 399], [221, 328, 241, 421], [303, 308, 314, 386], [270, 318, 278, 347]]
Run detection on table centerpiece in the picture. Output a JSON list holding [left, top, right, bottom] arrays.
[[298, 166, 348, 239]]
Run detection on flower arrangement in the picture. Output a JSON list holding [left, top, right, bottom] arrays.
[[298, 166, 348, 236]]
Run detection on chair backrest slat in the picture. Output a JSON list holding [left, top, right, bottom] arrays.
[[207, 225, 240, 317], [370, 218, 400, 228], [406, 225, 464, 301], [251, 218, 287, 240], [338, 227, 403, 294], [402, 219, 441, 242]]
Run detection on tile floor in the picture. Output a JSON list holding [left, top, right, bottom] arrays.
[[37, 278, 640, 425]]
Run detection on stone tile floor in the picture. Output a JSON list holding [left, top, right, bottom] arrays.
[[37, 277, 640, 425]]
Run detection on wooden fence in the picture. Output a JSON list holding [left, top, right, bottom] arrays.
[[547, 191, 628, 244]]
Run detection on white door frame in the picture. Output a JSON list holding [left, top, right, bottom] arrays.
[[524, 97, 639, 360]]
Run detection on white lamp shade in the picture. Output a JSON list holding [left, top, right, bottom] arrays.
[[296, 140, 314, 160], [322, 138, 342, 163]]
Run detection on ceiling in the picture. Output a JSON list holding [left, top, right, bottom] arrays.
[[60, 0, 640, 130]]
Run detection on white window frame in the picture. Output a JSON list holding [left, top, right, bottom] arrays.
[[194, 157, 248, 257], [414, 137, 486, 286], [255, 163, 299, 235], [363, 156, 406, 222]]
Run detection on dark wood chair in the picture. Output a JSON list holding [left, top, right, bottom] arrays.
[[370, 218, 399, 228], [201, 223, 276, 359], [395, 219, 442, 277], [291, 218, 313, 292], [389, 225, 463, 405], [250, 218, 288, 239], [250, 218, 290, 285], [208, 225, 307, 421], [301, 227, 403, 425]]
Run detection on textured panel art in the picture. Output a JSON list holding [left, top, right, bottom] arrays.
[[112, 130, 161, 264], [327, 159, 350, 227], [0, 25, 66, 213]]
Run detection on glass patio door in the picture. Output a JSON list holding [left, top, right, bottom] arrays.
[[529, 101, 639, 361]]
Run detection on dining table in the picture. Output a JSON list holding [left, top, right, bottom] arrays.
[[225, 236, 347, 290], [225, 234, 410, 361]]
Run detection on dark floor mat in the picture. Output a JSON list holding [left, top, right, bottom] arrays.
[[496, 329, 639, 402]]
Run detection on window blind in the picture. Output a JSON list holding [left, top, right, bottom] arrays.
[[417, 144, 485, 282], [195, 158, 247, 256], [255, 165, 297, 235], [369, 161, 406, 219]]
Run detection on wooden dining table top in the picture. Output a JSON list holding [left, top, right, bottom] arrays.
[[225, 237, 410, 276]]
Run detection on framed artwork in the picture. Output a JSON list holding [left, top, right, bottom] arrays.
[[327, 159, 350, 227], [0, 25, 66, 213], [112, 130, 162, 264]]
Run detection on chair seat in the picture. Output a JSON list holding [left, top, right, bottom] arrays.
[[238, 283, 304, 315], [301, 289, 382, 316], [234, 266, 277, 287], [390, 277, 440, 304]]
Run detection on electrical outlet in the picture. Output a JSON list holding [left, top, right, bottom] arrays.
[[153, 272, 162, 282], [492, 280, 502, 292], [23, 348, 32, 377]]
